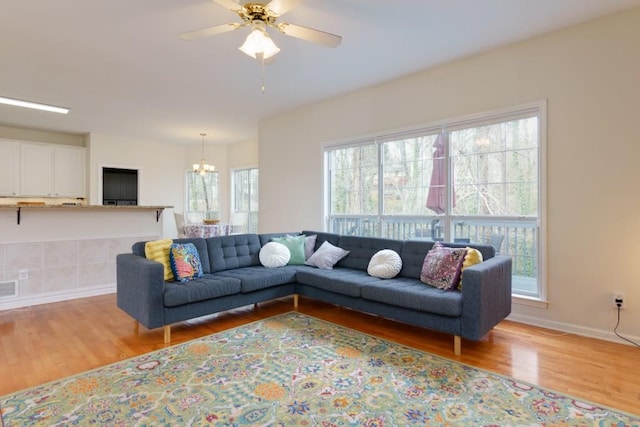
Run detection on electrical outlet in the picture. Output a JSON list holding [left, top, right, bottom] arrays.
[[612, 292, 626, 310], [18, 268, 29, 280]]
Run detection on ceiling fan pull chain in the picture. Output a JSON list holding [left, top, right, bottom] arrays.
[[260, 53, 266, 93]]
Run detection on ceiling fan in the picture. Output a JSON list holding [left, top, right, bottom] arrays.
[[179, 0, 342, 59]]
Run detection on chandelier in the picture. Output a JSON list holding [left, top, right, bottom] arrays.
[[193, 133, 215, 176]]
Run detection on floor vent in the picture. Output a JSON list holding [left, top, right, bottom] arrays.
[[0, 281, 18, 299]]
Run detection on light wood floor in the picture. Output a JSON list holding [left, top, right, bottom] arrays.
[[0, 294, 638, 415]]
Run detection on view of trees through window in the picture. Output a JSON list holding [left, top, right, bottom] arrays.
[[233, 168, 259, 233], [186, 171, 219, 223], [326, 105, 542, 298]]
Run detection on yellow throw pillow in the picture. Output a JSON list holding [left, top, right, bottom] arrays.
[[145, 238, 174, 281], [459, 247, 483, 290]]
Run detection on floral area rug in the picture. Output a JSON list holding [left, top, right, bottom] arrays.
[[1, 312, 639, 426]]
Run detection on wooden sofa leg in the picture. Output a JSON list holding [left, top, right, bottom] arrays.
[[293, 294, 299, 310], [454, 335, 461, 356], [164, 325, 171, 344]]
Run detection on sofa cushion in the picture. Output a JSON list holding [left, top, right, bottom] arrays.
[[207, 234, 261, 272], [164, 276, 241, 307], [258, 232, 300, 246], [442, 241, 496, 262], [259, 242, 290, 268], [420, 242, 467, 290], [304, 234, 317, 260], [296, 267, 376, 297], [367, 249, 402, 279], [399, 240, 496, 280], [144, 238, 174, 281], [214, 266, 297, 293], [399, 240, 435, 279], [362, 278, 463, 317], [305, 241, 350, 269], [335, 235, 404, 270], [301, 230, 341, 250]]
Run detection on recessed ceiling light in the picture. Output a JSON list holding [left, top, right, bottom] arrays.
[[0, 96, 70, 114]]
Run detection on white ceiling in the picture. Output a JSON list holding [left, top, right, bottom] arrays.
[[2, 0, 640, 145]]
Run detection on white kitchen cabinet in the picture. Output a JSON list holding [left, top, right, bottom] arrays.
[[54, 146, 86, 197], [18, 142, 86, 198], [0, 140, 20, 196], [20, 143, 54, 196]]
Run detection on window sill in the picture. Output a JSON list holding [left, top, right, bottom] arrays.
[[512, 294, 548, 309]]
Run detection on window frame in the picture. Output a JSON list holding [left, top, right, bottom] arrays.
[[324, 101, 547, 305]]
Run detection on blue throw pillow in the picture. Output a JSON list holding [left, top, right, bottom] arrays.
[[169, 243, 203, 282]]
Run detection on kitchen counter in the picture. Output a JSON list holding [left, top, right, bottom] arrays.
[[0, 204, 172, 224]]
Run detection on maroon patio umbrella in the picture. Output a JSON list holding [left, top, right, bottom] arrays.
[[426, 134, 450, 214]]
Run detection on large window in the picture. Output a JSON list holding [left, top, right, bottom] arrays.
[[232, 167, 259, 233], [326, 104, 544, 299], [186, 171, 219, 223]]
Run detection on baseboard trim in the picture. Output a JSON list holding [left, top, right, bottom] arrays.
[[0, 284, 116, 311], [507, 312, 640, 347]]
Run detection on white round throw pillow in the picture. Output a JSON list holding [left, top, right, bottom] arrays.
[[367, 249, 402, 279], [259, 242, 291, 268]]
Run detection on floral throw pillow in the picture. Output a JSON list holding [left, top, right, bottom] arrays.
[[420, 242, 467, 290], [169, 243, 203, 282]]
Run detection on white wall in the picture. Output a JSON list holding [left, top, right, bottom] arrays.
[[259, 8, 640, 343], [88, 133, 187, 237]]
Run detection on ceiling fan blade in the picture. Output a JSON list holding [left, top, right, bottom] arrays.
[[277, 23, 342, 48], [179, 23, 241, 41], [212, 0, 243, 13], [265, 0, 301, 16]]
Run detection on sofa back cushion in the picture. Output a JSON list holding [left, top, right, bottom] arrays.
[[399, 240, 495, 280], [259, 232, 299, 246], [446, 242, 495, 261], [335, 235, 404, 270], [301, 230, 341, 251], [206, 234, 262, 272], [132, 241, 147, 257]]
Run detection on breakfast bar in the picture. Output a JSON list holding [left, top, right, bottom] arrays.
[[0, 204, 172, 311]]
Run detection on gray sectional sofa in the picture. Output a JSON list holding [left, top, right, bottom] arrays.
[[116, 230, 512, 355]]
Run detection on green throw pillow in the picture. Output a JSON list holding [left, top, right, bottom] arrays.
[[272, 235, 306, 265]]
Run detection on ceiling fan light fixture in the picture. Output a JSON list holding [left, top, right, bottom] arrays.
[[239, 21, 280, 59]]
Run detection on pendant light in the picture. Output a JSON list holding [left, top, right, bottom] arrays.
[[193, 133, 215, 176]]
